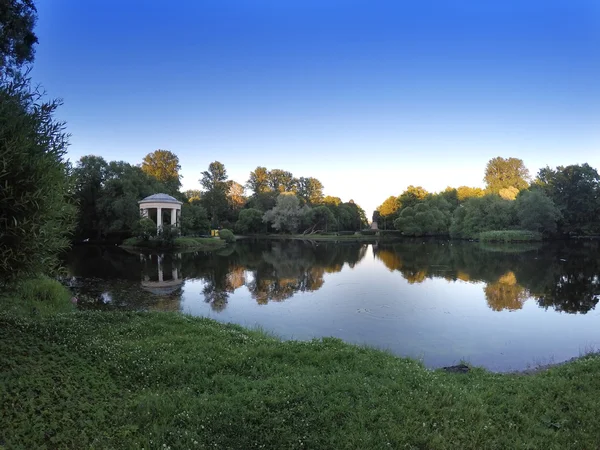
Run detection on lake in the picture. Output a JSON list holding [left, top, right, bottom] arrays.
[[62, 239, 600, 372]]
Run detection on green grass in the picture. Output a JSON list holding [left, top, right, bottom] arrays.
[[478, 230, 543, 242], [122, 236, 227, 251], [2, 279, 600, 448]]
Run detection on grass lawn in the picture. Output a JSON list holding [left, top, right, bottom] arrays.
[[2, 279, 600, 449], [121, 236, 227, 251], [478, 230, 543, 243]]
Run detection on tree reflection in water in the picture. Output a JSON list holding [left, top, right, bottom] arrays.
[[63, 240, 600, 314], [374, 240, 600, 314]]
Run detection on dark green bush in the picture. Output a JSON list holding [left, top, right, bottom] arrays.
[[157, 224, 178, 248], [135, 218, 156, 241], [219, 228, 235, 243]]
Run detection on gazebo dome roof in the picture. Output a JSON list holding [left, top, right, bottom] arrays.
[[139, 193, 182, 205]]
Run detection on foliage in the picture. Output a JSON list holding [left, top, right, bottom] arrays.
[[0, 0, 38, 74], [515, 190, 561, 234], [200, 161, 229, 227], [0, 76, 74, 282], [263, 193, 310, 233], [484, 156, 530, 193], [498, 186, 519, 200], [218, 228, 235, 243], [322, 195, 342, 206], [246, 166, 270, 195], [122, 236, 225, 251], [450, 194, 517, 239], [296, 176, 324, 205], [184, 189, 202, 203], [180, 203, 210, 236], [456, 186, 485, 202], [235, 208, 264, 234], [4, 298, 600, 448], [337, 231, 356, 236], [134, 217, 156, 241], [359, 229, 377, 235], [394, 201, 450, 236], [377, 195, 400, 217], [157, 224, 178, 248], [304, 205, 336, 233], [398, 185, 429, 210], [478, 230, 543, 242], [267, 169, 296, 193], [536, 164, 600, 235], [141, 149, 181, 194]]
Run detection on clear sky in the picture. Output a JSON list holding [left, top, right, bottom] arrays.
[[32, 0, 599, 215]]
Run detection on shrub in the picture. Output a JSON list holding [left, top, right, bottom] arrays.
[[235, 208, 264, 234], [219, 228, 235, 243], [157, 224, 178, 248], [135, 218, 156, 241]]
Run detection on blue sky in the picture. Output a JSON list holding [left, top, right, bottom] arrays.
[[32, 0, 599, 215]]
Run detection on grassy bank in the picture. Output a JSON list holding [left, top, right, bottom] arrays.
[[2, 279, 600, 448], [122, 236, 227, 251], [478, 230, 543, 242], [255, 232, 401, 242]]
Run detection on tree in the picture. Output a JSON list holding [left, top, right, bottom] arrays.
[[456, 186, 485, 202], [378, 196, 400, 218], [180, 203, 210, 236], [296, 177, 324, 205], [246, 166, 270, 195], [394, 202, 450, 236], [200, 161, 229, 227], [0, 76, 74, 281], [184, 189, 201, 203], [268, 169, 296, 193], [322, 196, 342, 206], [72, 155, 108, 239], [498, 186, 519, 200], [235, 208, 264, 234], [515, 190, 561, 234], [536, 164, 600, 235], [398, 186, 429, 210], [304, 205, 336, 233], [141, 149, 181, 193], [484, 157, 530, 193], [227, 180, 246, 212], [263, 193, 310, 233], [450, 194, 517, 238], [0, 0, 38, 74]]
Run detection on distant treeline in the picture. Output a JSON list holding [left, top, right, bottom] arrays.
[[375, 157, 600, 239], [70, 151, 368, 242]]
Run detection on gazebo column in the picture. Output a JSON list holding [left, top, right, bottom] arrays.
[[156, 207, 162, 231], [171, 208, 176, 226]]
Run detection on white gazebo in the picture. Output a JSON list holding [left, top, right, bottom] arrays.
[[139, 193, 183, 232]]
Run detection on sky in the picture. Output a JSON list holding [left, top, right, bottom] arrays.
[[32, 0, 599, 216]]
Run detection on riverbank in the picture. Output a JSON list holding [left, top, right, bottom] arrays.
[[2, 279, 600, 449], [121, 236, 227, 251], [250, 232, 401, 242]]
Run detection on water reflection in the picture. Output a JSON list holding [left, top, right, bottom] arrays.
[[373, 240, 600, 314], [63, 240, 600, 315]]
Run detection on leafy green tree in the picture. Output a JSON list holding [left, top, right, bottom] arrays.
[[95, 161, 164, 237], [263, 193, 310, 233], [72, 155, 108, 239], [141, 149, 181, 193], [515, 190, 561, 234], [450, 194, 517, 238], [235, 208, 264, 234], [456, 186, 485, 202], [398, 186, 429, 210], [0, 76, 74, 281], [322, 195, 342, 206], [246, 191, 278, 211], [0, 0, 38, 74], [227, 180, 246, 213], [304, 205, 336, 233], [200, 161, 229, 227], [394, 202, 450, 236], [180, 203, 210, 236], [268, 169, 296, 193], [484, 157, 530, 193], [296, 177, 324, 205], [218, 228, 235, 243], [184, 189, 201, 203], [536, 164, 600, 235], [246, 166, 270, 195]]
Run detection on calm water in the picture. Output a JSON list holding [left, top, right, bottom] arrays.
[[62, 239, 600, 371]]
